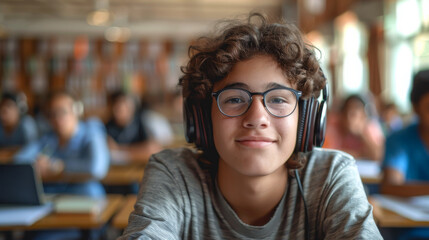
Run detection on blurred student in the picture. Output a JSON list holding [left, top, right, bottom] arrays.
[[324, 94, 385, 161], [382, 70, 429, 196], [140, 100, 174, 147], [14, 91, 109, 197], [0, 92, 38, 148], [381, 70, 429, 240], [105, 90, 162, 164], [379, 101, 404, 136]]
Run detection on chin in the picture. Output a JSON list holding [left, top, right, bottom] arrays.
[[222, 153, 287, 177]]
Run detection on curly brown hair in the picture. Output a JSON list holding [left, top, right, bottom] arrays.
[[179, 12, 326, 103], [179, 13, 327, 168]]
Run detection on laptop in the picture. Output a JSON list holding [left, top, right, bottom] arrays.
[[0, 163, 52, 226]]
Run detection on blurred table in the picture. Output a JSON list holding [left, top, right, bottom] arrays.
[[356, 159, 382, 184], [0, 194, 123, 231], [101, 165, 145, 186], [112, 195, 137, 229], [369, 196, 429, 228]]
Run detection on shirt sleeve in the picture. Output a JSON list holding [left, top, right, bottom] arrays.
[[22, 115, 39, 144], [320, 160, 382, 239], [382, 134, 408, 176], [119, 155, 184, 240], [13, 138, 45, 163]]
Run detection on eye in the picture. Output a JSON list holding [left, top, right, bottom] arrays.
[[223, 96, 246, 104], [268, 97, 288, 104]]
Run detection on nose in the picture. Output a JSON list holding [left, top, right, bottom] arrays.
[[242, 96, 270, 129]]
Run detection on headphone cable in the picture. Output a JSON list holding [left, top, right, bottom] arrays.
[[295, 169, 309, 240]]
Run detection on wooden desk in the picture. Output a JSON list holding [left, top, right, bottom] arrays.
[[112, 195, 137, 229], [0, 195, 123, 231], [361, 175, 382, 184], [356, 159, 382, 184], [102, 165, 145, 186], [369, 197, 429, 228]]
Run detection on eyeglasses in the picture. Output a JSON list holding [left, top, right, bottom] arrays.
[[212, 87, 302, 118]]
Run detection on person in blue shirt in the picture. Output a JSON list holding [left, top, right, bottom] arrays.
[[382, 69, 429, 194], [0, 92, 38, 148], [381, 70, 429, 240], [14, 91, 110, 198]]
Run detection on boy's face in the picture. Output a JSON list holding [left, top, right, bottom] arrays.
[[211, 55, 298, 177]]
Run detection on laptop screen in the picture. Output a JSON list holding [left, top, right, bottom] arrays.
[[0, 164, 45, 206]]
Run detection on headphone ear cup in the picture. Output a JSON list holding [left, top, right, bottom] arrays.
[[296, 99, 308, 153], [314, 99, 327, 147], [183, 99, 196, 143], [197, 104, 213, 151], [183, 99, 214, 152], [305, 99, 318, 152]]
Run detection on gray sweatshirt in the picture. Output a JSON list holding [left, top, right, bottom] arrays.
[[119, 147, 382, 240]]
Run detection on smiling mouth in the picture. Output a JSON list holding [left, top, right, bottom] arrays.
[[235, 138, 275, 148]]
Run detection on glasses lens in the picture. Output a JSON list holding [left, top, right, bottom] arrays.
[[217, 89, 250, 116], [265, 89, 298, 117]]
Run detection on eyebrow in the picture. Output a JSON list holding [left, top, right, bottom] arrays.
[[222, 82, 249, 90], [266, 82, 289, 89], [222, 82, 290, 91]]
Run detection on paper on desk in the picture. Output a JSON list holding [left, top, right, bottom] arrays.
[[355, 159, 381, 178], [110, 150, 129, 165], [0, 204, 52, 226], [54, 195, 107, 214], [372, 194, 429, 221]]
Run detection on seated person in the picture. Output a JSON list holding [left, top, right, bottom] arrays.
[[140, 100, 174, 147], [380, 70, 429, 240], [380, 101, 403, 135], [14, 91, 109, 198], [324, 94, 385, 161], [382, 70, 429, 196], [105, 90, 162, 164], [119, 13, 381, 239], [0, 92, 38, 156]]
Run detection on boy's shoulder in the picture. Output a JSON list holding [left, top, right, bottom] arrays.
[[308, 148, 356, 172], [150, 147, 201, 170]]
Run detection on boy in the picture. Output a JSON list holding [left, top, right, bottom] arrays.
[[120, 13, 381, 239]]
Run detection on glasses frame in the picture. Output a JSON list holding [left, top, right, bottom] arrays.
[[212, 86, 302, 118]]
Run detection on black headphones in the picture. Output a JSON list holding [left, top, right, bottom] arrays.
[[295, 84, 329, 153], [183, 84, 329, 154]]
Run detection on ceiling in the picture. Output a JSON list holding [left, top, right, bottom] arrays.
[[0, 0, 284, 40]]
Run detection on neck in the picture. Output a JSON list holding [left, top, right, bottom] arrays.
[[58, 124, 78, 147], [217, 161, 288, 226]]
